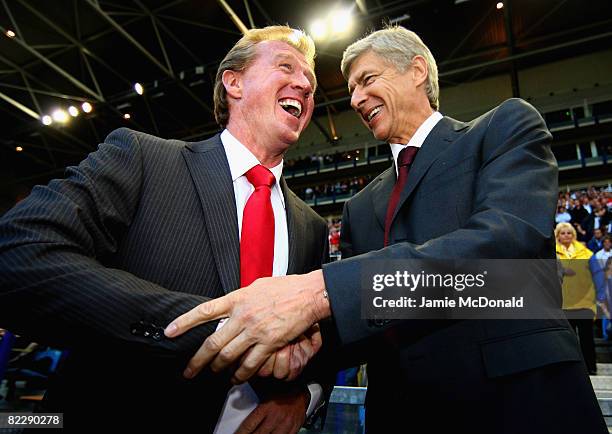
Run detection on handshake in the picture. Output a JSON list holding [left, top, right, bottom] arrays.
[[164, 271, 331, 383]]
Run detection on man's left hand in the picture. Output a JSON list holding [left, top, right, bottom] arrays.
[[236, 388, 309, 434], [257, 324, 322, 381]]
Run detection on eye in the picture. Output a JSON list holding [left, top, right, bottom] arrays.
[[280, 63, 293, 71], [364, 75, 375, 85]]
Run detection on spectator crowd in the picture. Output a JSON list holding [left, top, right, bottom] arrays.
[[554, 186, 612, 374]]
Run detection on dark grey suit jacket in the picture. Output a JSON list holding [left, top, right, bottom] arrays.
[[0, 128, 328, 432], [322, 99, 588, 431]]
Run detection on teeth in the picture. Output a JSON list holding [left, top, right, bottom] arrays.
[[367, 106, 382, 122], [279, 98, 302, 118]]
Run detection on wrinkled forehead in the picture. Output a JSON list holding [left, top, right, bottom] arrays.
[[346, 50, 389, 88], [253, 40, 317, 89]]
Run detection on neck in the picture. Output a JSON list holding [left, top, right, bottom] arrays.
[[389, 104, 434, 144], [226, 124, 285, 168]]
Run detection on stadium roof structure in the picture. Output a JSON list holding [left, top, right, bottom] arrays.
[[1, 0, 611, 185]]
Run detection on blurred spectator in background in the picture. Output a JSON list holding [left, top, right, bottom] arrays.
[[293, 175, 373, 203], [555, 222, 597, 374], [584, 207, 611, 238], [592, 236, 612, 339], [329, 228, 340, 255], [556, 206, 572, 224], [583, 195, 593, 214], [571, 202, 590, 242], [588, 228, 606, 253], [595, 236, 612, 268]]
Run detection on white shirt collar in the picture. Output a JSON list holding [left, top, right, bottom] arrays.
[[390, 111, 443, 177], [220, 129, 285, 207]]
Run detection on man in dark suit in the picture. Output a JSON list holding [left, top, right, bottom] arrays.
[[165, 26, 607, 433], [0, 26, 329, 432]]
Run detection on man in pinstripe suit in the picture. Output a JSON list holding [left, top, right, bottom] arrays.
[[0, 26, 329, 433]]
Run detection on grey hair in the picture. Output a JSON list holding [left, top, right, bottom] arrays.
[[341, 26, 439, 110]]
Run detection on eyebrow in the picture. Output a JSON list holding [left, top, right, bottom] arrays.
[[274, 52, 316, 90], [348, 69, 373, 94]]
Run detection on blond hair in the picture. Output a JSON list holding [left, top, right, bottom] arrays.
[[213, 26, 316, 127], [341, 26, 439, 110], [554, 222, 576, 240]]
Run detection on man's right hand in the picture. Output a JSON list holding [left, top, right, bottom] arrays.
[[165, 272, 330, 383]]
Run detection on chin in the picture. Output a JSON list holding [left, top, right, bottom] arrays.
[[279, 127, 301, 144], [372, 129, 388, 142]]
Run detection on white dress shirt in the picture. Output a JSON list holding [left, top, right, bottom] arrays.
[[214, 130, 321, 434], [221, 129, 288, 277], [390, 111, 443, 177]]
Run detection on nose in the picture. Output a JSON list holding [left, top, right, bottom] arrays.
[[351, 87, 366, 111], [292, 71, 313, 98]]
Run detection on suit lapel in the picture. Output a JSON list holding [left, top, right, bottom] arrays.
[[281, 177, 306, 275], [372, 166, 396, 230], [182, 134, 241, 294], [391, 116, 468, 224]]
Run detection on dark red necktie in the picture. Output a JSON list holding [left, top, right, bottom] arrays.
[[384, 146, 418, 246], [240, 164, 276, 287]]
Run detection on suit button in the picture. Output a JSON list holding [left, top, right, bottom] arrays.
[[130, 321, 146, 336]]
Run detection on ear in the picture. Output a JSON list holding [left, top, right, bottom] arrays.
[[222, 69, 242, 100], [411, 55, 429, 88]]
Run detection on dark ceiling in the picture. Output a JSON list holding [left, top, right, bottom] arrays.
[[1, 0, 611, 188]]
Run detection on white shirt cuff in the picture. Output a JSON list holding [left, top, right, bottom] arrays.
[[306, 383, 323, 417]]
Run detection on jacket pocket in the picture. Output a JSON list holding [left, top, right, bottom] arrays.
[[480, 327, 582, 378]]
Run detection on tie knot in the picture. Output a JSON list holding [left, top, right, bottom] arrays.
[[245, 164, 275, 188], [398, 146, 418, 167]]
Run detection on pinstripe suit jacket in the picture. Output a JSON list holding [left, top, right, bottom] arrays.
[[0, 128, 328, 431]]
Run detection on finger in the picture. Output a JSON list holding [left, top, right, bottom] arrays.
[[285, 353, 302, 381], [183, 318, 242, 378], [310, 330, 323, 355], [233, 344, 274, 384], [287, 341, 308, 381], [236, 405, 265, 434], [164, 295, 235, 338], [210, 330, 256, 373], [272, 345, 291, 380], [252, 415, 280, 434], [298, 335, 314, 360], [257, 354, 276, 377]]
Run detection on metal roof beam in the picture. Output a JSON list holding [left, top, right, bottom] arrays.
[[216, 0, 248, 35], [84, 0, 213, 115], [0, 90, 39, 120], [0, 23, 104, 101], [155, 15, 241, 35], [84, 0, 174, 78], [134, 1, 206, 65]]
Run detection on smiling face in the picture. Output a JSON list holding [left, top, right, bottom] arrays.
[[557, 228, 575, 246], [224, 40, 315, 163], [347, 50, 433, 144]]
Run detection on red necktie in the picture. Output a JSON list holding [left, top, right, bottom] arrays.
[[240, 164, 276, 287], [384, 146, 418, 246]]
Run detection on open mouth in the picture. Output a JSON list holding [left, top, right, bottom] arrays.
[[279, 98, 302, 119], [365, 105, 383, 123]]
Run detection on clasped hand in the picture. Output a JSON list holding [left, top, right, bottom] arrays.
[[164, 274, 323, 383]]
